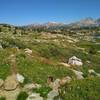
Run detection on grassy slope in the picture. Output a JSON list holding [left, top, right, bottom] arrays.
[[0, 27, 100, 99], [58, 77, 100, 100]]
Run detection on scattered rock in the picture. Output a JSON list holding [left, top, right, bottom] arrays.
[[24, 83, 36, 92], [60, 76, 72, 86], [72, 70, 84, 79], [49, 79, 60, 90], [34, 84, 41, 89], [4, 74, 18, 91], [68, 56, 83, 66], [97, 73, 100, 77], [16, 73, 25, 83], [97, 51, 100, 53], [88, 69, 100, 77], [47, 90, 59, 100], [24, 48, 32, 55], [26, 93, 43, 100], [88, 69, 96, 74], [0, 79, 4, 88], [8, 54, 15, 60], [24, 83, 41, 92], [86, 60, 91, 64]]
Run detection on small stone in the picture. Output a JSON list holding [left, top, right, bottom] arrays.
[[49, 79, 60, 90], [24, 48, 32, 55], [26, 93, 43, 100], [86, 60, 91, 64], [72, 70, 84, 80], [88, 69, 100, 77], [24, 83, 41, 93], [47, 90, 59, 100], [97, 73, 100, 77], [35, 84, 42, 89], [88, 69, 96, 74], [24, 83, 36, 90], [60, 76, 72, 86], [16, 73, 25, 83]]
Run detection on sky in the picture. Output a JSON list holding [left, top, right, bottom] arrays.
[[0, 0, 100, 25]]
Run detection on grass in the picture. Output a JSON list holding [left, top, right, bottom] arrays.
[[16, 52, 75, 84], [0, 64, 10, 79], [0, 28, 100, 99], [0, 47, 75, 83], [32, 86, 52, 97], [58, 77, 100, 100]]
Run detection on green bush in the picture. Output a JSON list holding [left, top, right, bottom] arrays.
[[17, 91, 28, 100], [33, 86, 52, 97], [89, 46, 97, 54], [0, 97, 6, 100]]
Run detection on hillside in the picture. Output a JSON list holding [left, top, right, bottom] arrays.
[[0, 23, 100, 100]]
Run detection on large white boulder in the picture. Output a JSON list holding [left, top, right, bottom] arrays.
[[16, 73, 25, 83], [26, 93, 43, 100], [68, 56, 83, 66]]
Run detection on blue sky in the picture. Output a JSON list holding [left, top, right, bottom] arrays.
[[0, 0, 100, 25]]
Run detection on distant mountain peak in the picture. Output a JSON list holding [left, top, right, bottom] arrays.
[[82, 17, 94, 21], [79, 18, 95, 26], [69, 17, 98, 27]]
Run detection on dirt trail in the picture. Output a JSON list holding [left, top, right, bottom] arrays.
[[0, 88, 20, 100]]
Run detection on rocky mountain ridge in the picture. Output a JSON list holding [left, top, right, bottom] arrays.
[[23, 17, 100, 29]]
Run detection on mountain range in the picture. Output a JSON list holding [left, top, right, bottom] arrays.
[[24, 17, 100, 29]]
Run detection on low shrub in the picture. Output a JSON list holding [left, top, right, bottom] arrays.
[[33, 86, 52, 97], [0, 97, 6, 100], [17, 91, 28, 100]]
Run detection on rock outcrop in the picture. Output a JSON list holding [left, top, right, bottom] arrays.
[[4, 74, 18, 91]]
